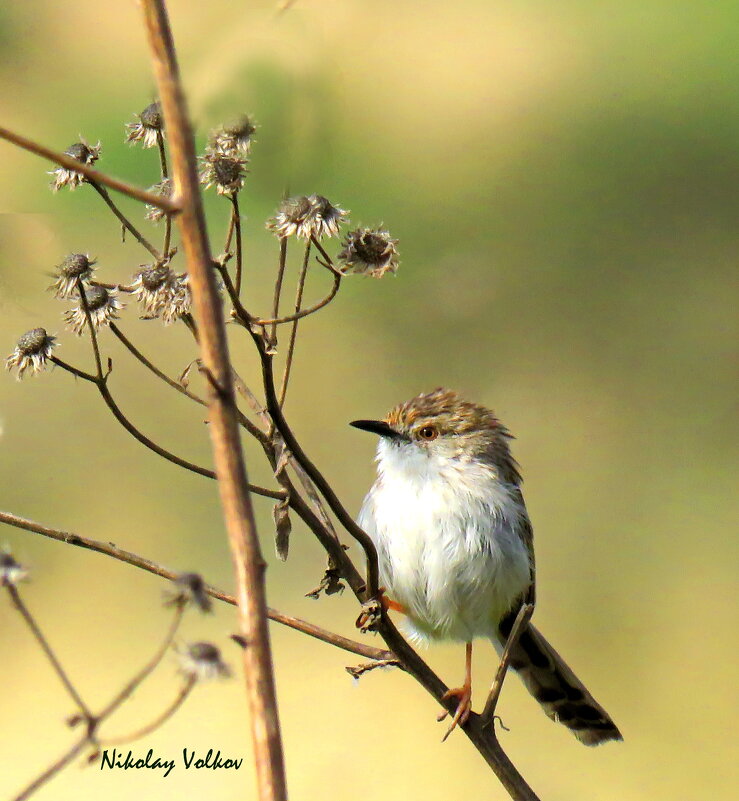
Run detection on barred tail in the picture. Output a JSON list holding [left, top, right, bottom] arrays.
[[497, 617, 622, 746]]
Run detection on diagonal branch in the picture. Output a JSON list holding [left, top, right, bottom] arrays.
[[0, 125, 179, 212], [0, 509, 392, 662]]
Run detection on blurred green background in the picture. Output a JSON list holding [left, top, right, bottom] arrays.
[[1, 1, 736, 799]]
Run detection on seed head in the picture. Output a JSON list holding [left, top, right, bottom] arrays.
[[0, 550, 28, 587], [164, 572, 212, 613], [266, 194, 348, 240], [126, 101, 164, 149], [49, 253, 97, 299], [131, 264, 190, 325], [49, 138, 101, 191], [145, 178, 173, 223], [178, 642, 231, 681], [6, 328, 57, 379], [209, 115, 257, 156], [64, 285, 123, 335], [338, 227, 400, 277], [199, 152, 246, 196]]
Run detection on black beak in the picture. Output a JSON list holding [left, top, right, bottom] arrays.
[[350, 419, 405, 440]]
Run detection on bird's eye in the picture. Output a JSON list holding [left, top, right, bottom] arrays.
[[418, 425, 438, 440]]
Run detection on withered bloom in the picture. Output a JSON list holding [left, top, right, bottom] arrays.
[[49, 253, 97, 299], [6, 328, 57, 379], [49, 138, 101, 191], [209, 115, 257, 156], [266, 194, 348, 240], [0, 551, 28, 586], [177, 642, 231, 681], [126, 101, 164, 148], [64, 285, 123, 335], [164, 572, 212, 614], [145, 178, 173, 223], [131, 264, 190, 325], [199, 151, 246, 196], [338, 227, 400, 278]]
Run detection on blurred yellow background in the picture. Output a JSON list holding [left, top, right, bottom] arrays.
[[0, 1, 736, 799]]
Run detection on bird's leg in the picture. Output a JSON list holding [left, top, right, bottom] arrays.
[[356, 587, 406, 632], [438, 641, 473, 741]]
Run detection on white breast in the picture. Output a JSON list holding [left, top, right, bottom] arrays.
[[358, 439, 532, 644]]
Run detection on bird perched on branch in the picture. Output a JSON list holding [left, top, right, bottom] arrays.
[[352, 388, 621, 744]]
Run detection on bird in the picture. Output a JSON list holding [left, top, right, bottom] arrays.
[[351, 387, 622, 745]]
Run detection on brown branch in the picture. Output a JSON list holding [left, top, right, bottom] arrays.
[[0, 509, 391, 662], [278, 239, 311, 406], [90, 181, 162, 260], [140, 5, 287, 800], [5, 585, 94, 723], [232, 193, 244, 295], [11, 736, 90, 801], [0, 125, 179, 213], [251, 270, 341, 327], [269, 238, 288, 345], [98, 676, 196, 746]]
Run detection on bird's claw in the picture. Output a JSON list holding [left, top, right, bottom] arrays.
[[437, 684, 472, 741], [355, 598, 382, 632]]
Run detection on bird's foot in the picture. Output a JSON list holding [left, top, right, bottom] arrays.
[[437, 683, 472, 742], [355, 588, 406, 632]]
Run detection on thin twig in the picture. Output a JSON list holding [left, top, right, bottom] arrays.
[[0, 509, 392, 662], [0, 125, 179, 212], [252, 271, 341, 327], [232, 194, 244, 295], [278, 239, 311, 406], [141, 5, 287, 800], [96, 604, 184, 721], [76, 278, 103, 378], [156, 131, 173, 254], [270, 238, 288, 346], [11, 736, 90, 801], [98, 676, 196, 745], [90, 181, 162, 260], [5, 585, 94, 723]]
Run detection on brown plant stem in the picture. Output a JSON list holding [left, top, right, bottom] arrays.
[[141, 4, 287, 800], [90, 181, 162, 260], [11, 737, 89, 801], [278, 239, 311, 406], [156, 131, 173, 254], [5, 585, 94, 723], [270, 238, 288, 346], [98, 676, 196, 746], [0, 125, 179, 213], [0, 510, 392, 662], [232, 194, 244, 295]]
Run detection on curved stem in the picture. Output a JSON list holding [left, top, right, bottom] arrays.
[[253, 270, 340, 326], [269, 238, 288, 345], [278, 240, 311, 406], [231, 194, 243, 295], [90, 181, 162, 260], [157, 131, 173, 255], [99, 676, 196, 745]]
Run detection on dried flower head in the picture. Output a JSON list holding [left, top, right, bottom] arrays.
[[6, 328, 57, 379], [126, 101, 164, 148], [64, 285, 123, 335], [49, 138, 101, 191], [338, 227, 400, 278], [164, 572, 212, 613], [131, 264, 190, 324], [145, 178, 173, 223], [199, 151, 246, 196], [210, 115, 257, 156], [266, 194, 347, 240], [0, 550, 28, 587], [178, 642, 230, 681], [49, 253, 97, 299]]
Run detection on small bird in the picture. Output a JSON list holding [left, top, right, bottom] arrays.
[[351, 388, 621, 745]]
